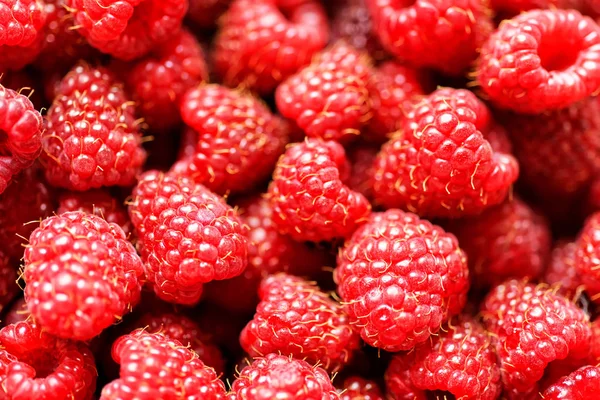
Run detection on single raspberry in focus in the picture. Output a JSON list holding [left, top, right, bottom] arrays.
[[128, 170, 248, 305], [542, 365, 600, 400], [338, 376, 384, 400], [267, 138, 371, 242], [187, 0, 231, 29], [213, 0, 329, 94], [544, 240, 581, 298], [68, 0, 188, 61], [385, 317, 501, 400], [477, 9, 600, 113], [372, 88, 519, 218], [575, 212, 600, 302], [367, 0, 493, 75], [335, 209, 470, 351], [229, 353, 339, 400], [23, 211, 144, 340], [240, 274, 360, 372], [101, 329, 226, 399], [482, 280, 591, 395], [0, 320, 97, 399], [41, 64, 146, 191], [276, 42, 372, 143], [173, 84, 288, 194]]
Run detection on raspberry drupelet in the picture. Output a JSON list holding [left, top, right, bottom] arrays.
[[335, 209, 470, 352], [477, 9, 600, 113], [240, 273, 360, 373], [101, 329, 226, 399], [575, 212, 600, 302], [173, 84, 288, 195], [542, 365, 600, 400], [41, 64, 147, 191], [23, 211, 144, 340], [267, 138, 371, 242], [338, 376, 384, 400], [0, 320, 97, 399], [128, 170, 248, 305], [229, 353, 340, 400], [213, 0, 329, 94], [68, 0, 188, 61]]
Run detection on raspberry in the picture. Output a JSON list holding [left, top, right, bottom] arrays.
[[0, 320, 97, 399], [128, 170, 248, 305], [544, 240, 581, 298], [367, 0, 493, 75], [173, 84, 288, 194], [267, 138, 371, 242], [365, 61, 426, 143], [240, 273, 360, 372], [385, 317, 501, 400], [187, 0, 231, 29], [0, 167, 55, 260], [57, 189, 131, 237], [575, 212, 600, 302], [0, 0, 46, 71], [275, 42, 373, 143], [213, 0, 329, 94], [346, 142, 378, 201], [591, 319, 600, 363], [229, 353, 339, 400], [68, 0, 188, 61], [482, 280, 591, 394], [101, 329, 226, 399], [41, 64, 147, 191], [119, 29, 208, 131], [477, 9, 600, 113], [0, 84, 43, 195], [23, 211, 144, 340], [335, 209, 470, 351], [542, 365, 600, 399], [338, 376, 384, 400], [448, 197, 551, 288], [372, 88, 519, 218], [0, 251, 18, 312]]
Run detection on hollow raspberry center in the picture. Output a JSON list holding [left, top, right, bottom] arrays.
[[538, 31, 582, 72], [426, 390, 456, 400], [21, 351, 60, 378]]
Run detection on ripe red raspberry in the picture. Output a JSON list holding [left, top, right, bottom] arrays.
[[128, 170, 248, 305], [41, 64, 146, 191], [173, 84, 288, 194], [335, 209, 470, 351], [448, 197, 551, 288], [544, 240, 581, 298], [482, 280, 591, 394], [541, 365, 600, 399], [268, 138, 371, 242], [365, 61, 427, 143], [477, 9, 600, 113], [23, 211, 144, 340], [0, 167, 55, 260], [187, 0, 231, 29], [276, 42, 372, 143], [240, 274, 360, 372], [0, 252, 19, 312], [385, 317, 501, 400], [0, 320, 97, 399], [57, 189, 131, 237], [346, 143, 378, 201], [101, 329, 226, 399], [213, 0, 329, 94], [372, 88, 519, 218], [574, 212, 600, 302], [119, 29, 208, 131], [0, 0, 46, 71], [338, 377, 383, 400], [367, 0, 493, 75], [68, 0, 187, 61], [229, 353, 339, 400]]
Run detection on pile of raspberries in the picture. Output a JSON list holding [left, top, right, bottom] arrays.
[[4, 0, 600, 398]]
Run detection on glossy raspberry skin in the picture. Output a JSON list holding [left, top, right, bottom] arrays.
[[69, 0, 188, 61], [187, 0, 231, 29], [367, 0, 493, 75], [0, 320, 97, 399], [213, 0, 329, 94], [542, 365, 600, 399], [101, 330, 226, 400], [120, 29, 208, 131], [275, 42, 372, 143], [482, 280, 591, 394], [23, 211, 144, 340], [335, 209, 470, 351], [338, 376, 384, 400], [241, 274, 360, 372], [42, 65, 146, 191], [0, 0, 46, 71], [372, 88, 519, 218], [544, 241, 581, 298], [229, 354, 340, 400], [386, 318, 501, 400], [174, 84, 288, 195], [267, 138, 371, 242], [129, 170, 248, 305], [477, 9, 600, 114], [575, 212, 600, 302], [449, 197, 551, 288]]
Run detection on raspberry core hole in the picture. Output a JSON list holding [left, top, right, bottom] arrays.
[[22, 351, 59, 378], [537, 30, 582, 72]]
